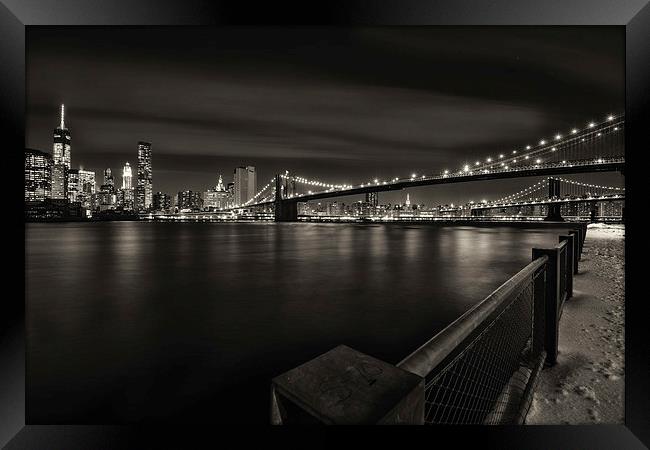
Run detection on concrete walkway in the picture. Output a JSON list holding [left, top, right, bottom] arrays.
[[526, 224, 625, 424]]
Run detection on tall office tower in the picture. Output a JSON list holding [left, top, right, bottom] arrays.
[[122, 162, 132, 189], [233, 166, 256, 206], [405, 193, 411, 207], [365, 192, 378, 207], [51, 104, 71, 199], [136, 141, 153, 211], [78, 169, 96, 209], [25, 148, 52, 201], [67, 169, 80, 202], [104, 168, 114, 191]]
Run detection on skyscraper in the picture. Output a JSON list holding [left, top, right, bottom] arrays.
[[233, 166, 256, 206], [104, 168, 114, 191], [51, 104, 71, 199], [24, 148, 52, 201], [136, 141, 153, 211], [119, 162, 135, 210], [67, 169, 80, 202], [78, 169, 96, 209], [122, 162, 132, 189]]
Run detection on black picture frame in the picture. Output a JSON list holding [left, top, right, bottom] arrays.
[[2, 0, 648, 447]]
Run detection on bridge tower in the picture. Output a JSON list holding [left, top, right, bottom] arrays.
[[274, 174, 298, 222], [544, 177, 564, 222]]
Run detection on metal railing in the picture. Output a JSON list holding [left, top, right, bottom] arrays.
[[270, 224, 587, 425], [397, 257, 548, 424]]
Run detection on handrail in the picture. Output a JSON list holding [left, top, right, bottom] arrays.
[[397, 255, 548, 378]]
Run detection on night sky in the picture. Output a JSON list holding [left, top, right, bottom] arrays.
[[26, 26, 625, 205]]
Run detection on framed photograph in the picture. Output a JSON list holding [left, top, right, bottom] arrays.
[[2, 0, 648, 448]]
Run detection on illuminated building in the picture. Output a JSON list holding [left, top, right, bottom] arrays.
[[226, 182, 235, 207], [233, 166, 256, 206], [204, 174, 230, 210], [78, 169, 96, 209], [122, 162, 132, 189], [153, 192, 172, 212], [25, 148, 52, 201], [67, 169, 80, 202], [177, 190, 203, 211], [51, 104, 71, 199], [136, 141, 153, 211], [366, 192, 378, 207], [104, 168, 114, 191]]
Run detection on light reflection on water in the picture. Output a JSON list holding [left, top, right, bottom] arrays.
[[26, 221, 572, 423]]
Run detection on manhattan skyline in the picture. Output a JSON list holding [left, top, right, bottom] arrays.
[[26, 27, 625, 205]]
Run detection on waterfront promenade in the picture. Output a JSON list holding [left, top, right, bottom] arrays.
[[526, 223, 625, 424]]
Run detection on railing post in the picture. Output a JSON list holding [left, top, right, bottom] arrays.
[[569, 230, 580, 273], [270, 345, 424, 424], [532, 247, 560, 366], [559, 236, 574, 299], [532, 265, 546, 358]]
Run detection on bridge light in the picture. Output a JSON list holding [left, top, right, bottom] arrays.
[[499, 154, 504, 158], [487, 157, 492, 162], [525, 155, 529, 159], [597, 132, 602, 136], [555, 134, 562, 140], [374, 179, 378, 183], [536, 159, 541, 164], [551, 147, 556, 151], [504, 165, 509, 170], [411, 173, 416, 179], [444, 170, 449, 175], [571, 128, 578, 134], [562, 160, 567, 164], [475, 161, 480, 166], [463, 165, 469, 172], [588, 122, 596, 128], [512, 159, 517, 163], [512, 150, 517, 154], [614, 127, 619, 131], [526, 145, 531, 150], [539, 140, 546, 145], [607, 115, 614, 121]]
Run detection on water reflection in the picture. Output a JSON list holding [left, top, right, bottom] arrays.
[[26, 222, 572, 423]]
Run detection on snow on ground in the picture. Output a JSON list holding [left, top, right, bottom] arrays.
[[526, 223, 625, 424]]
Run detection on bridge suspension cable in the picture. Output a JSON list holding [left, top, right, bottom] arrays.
[[242, 112, 624, 208]]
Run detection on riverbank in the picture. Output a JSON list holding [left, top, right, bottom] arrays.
[[526, 223, 625, 424]]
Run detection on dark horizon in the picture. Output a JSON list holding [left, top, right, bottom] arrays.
[[26, 26, 625, 205]]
